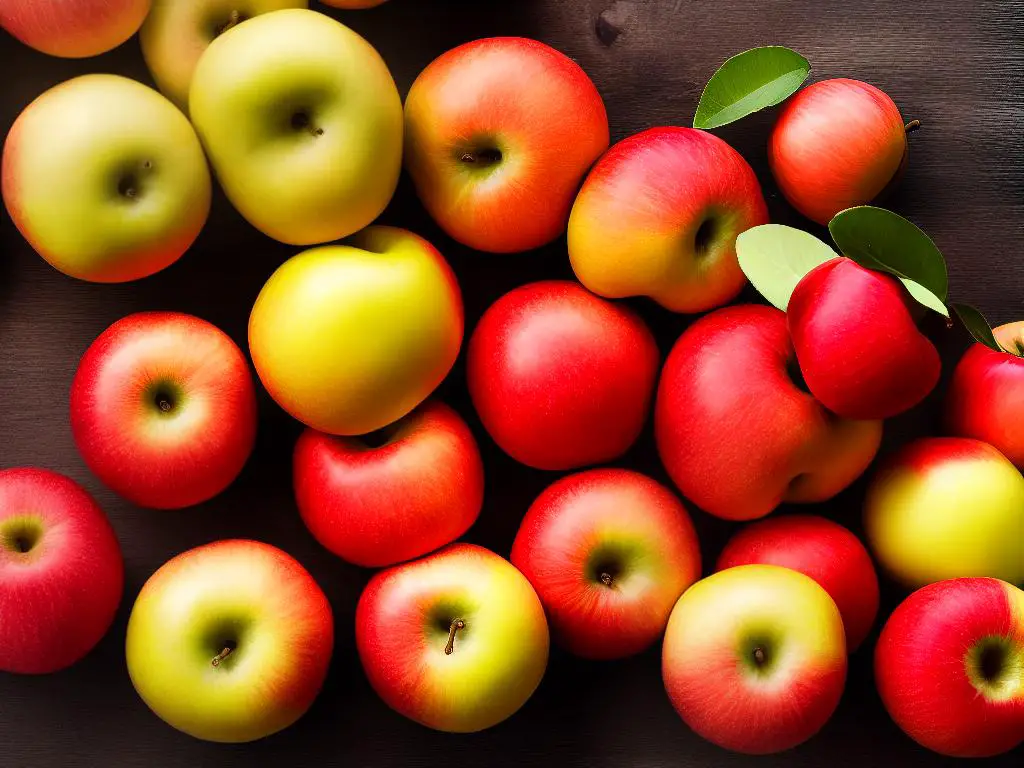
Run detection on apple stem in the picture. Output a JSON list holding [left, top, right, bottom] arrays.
[[904, 119, 922, 134], [216, 10, 242, 36], [599, 572, 614, 587], [753, 647, 766, 665], [444, 619, 465, 656], [211, 647, 234, 667]]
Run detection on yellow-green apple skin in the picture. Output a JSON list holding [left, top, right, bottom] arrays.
[[189, 8, 402, 245], [865, 437, 1024, 588], [125, 539, 333, 743], [355, 543, 549, 732], [140, 0, 308, 112], [662, 565, 847, 754], [249, 226, 463, 435], [1, 74, 211, 282]]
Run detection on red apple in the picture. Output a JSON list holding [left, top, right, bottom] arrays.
[[0, 0, 151, 58], [404, 37, 609, 253], [769, 78, 909, 225], [0, 468, 123, 674], [788, 257, 940, 420], [468, 280, 660, 471], [717, 515, 879, 650], [947, 321, 1024, 467], [71, 312, 258, 510], [875, 577, 1024, 757], [294, 400, 484, 568], [510, 468, 701, 660], [569, 126, 769, 313], [656, 304, 882, 521]]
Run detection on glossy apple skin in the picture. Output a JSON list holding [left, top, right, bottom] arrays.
[[356, 543, 549, 733], [0, 0, 150, 58], [126, 540, 333, 743], [189, 8, 402, 245], [0, 468, 123, 674], [663, 564, 847, 754], [788, 258, 940, 420], [140, 0, 308, 112], [511, 469, 701, 660], [405, 37, 609, 253], [656, 304, 882, 521], [71, 312, 258, 510], [717, 515, 879, 651], [569, 127, 769, 313], [294, 400, 484, 568], [250, 226, 463, 436], [946, 321, 1024, 467], [2, 74, 211, 282], [864, 437, 1024, 587], [875, 578, 1024, 757], [769, 78, 907, 225], [468, 281, 659, 471]]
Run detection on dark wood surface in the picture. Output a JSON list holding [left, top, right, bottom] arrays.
[[1, 1, 1022, 766]]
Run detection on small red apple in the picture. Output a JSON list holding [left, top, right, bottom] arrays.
[[468, 281, 660, 471], [717, 515, 879, 651], [71, 312, 258, 510], [511, 468, 701, 660], [788, 257, 940, 420], [294, 400, 484, 568], [0, 0, 151, 58], [0, 468, 123, 674], [769, 78, 909, 225]]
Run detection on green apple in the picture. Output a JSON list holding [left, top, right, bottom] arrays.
[[189, 8, 403, 245], [140, 0, 308, 112], [126, 540, 334, 743], [1, 74, 211, 282]]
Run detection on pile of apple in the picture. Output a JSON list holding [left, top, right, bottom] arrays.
[[0, 0, 1022, 760]]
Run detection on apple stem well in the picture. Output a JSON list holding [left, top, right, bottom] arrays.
[[444, 619, 466, 656], [290, 111, 324, 137], [459, 148, 503, 167]]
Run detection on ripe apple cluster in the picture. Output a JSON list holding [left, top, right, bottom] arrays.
[[0, 2, 1022, 761]]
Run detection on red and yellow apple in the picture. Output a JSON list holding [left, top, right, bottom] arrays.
[[864, 437, 1024, 587], [511, 468, 701, 660], [468, 281, 659, 471], [569, 126, 768, 313], [294, 400, 484, 568], [356, 543, 549, 733], [717, 515, 879, 650], [663, 564, 847, 754], [71, 312, 257, 510], [0, 0, 151, 58], [655, 304, 882, 521], [875, 577, 1024, 757], [769, 78, 908, 225], [0, 468, 123, 674], [404, 37, 609, 253]]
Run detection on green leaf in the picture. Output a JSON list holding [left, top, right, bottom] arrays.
[[693, 46, 810, 130], [735, 224, 837, 310], [828, 206, 949, 316], [951, 304, 1005, 352]]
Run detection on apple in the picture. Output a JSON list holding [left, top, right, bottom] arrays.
[[769, 78, 909, 225], [0, 0, 150, 58], [71, 312, 258, 510], [250, 226, 462, 436], [656, 304, 882, 521], [140, 0, 308, 112], [510, 468, 701, 660], [864, 437, 1024, 588], [189, 8, 402, 245], [0, 468, 123, 674], [404, 37, 609, 253], [788, 257, 940, 420], [126, 539, 333, 742], [2, 74, 211, 283], [662, 564, 847, 754], [467, 280, 659, 471], [356, 543, 549, 733], [569, 126, 769, 313], [294, 400, 484, 568], [946, 321, 1024, 467], [717, 515, 879, 651], [875, 577, 1024, 757]]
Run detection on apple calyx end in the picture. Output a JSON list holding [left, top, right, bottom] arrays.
[[443, 618, 466, 656], [599, 572, 614, 588], [753, 647, 766, 666]]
